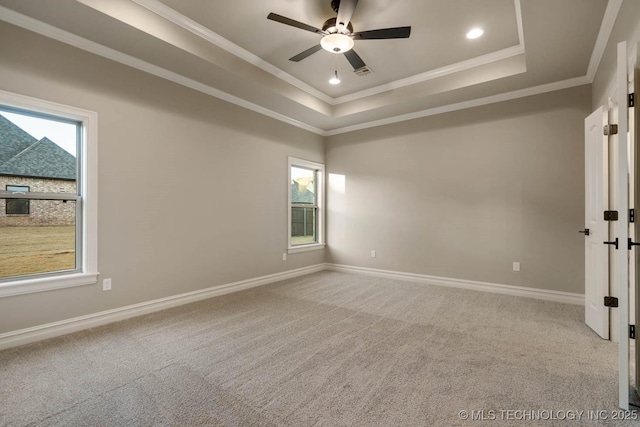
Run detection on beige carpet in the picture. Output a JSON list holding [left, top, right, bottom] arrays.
[[0, 271, 634, 426]]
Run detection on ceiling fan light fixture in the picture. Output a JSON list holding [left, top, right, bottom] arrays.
[[321, 33, 354, 53]]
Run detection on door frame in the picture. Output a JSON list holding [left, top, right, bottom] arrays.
[[616, 40, 630, 411]]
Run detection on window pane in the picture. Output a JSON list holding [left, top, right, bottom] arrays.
[[6, 199, 29, 215], [291, 166, 315, 204], [291, 207, 317, 245], [0, 199, 76, 279], [0, 110, 78, 194], [5, 185, 30, 215]]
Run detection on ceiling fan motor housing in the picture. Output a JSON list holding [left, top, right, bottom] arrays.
[[322, 17, 354, 35]]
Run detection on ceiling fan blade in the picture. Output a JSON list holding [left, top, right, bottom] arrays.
[[289, 45, 323, 62], [336, 0, 359, 31], [267, 13, 324, 35], [353, 26, 412, 40], [344, 49, 366, 70]]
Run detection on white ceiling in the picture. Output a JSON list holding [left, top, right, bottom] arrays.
[[0, 0, 620, 135]]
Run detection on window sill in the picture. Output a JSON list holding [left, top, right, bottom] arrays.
[[0, 272, 99, 298], [288, 243, 326, 254]]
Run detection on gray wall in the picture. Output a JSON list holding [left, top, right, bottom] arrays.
[[0, 7, 618, 335], [0, 23, 325, 334], [326, 86, 591, 294]]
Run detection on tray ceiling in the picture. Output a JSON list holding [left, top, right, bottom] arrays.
[[0, 0, 619, 135]]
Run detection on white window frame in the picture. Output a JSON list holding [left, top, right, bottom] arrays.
[[0, 90, 98, 297], [288, 157, 325, 254]]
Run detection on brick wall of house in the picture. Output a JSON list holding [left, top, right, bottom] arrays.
[[0, 176, 77, 226]]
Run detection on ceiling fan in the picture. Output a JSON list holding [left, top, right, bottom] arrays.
[[267, 0, 411, 73]]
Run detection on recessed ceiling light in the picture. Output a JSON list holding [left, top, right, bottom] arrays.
[[466, 28, 484, 39]]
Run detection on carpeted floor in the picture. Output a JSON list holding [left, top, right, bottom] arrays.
[[0, 271, 634, 426]]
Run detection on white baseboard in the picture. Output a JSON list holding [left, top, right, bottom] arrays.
[[0, 262, 584, 350], [0, 264, 324, 351], [325, 264, 585, 306]]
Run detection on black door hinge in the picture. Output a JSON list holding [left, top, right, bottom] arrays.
[[631, 325, 636, 339], [631, 209, 635, 223], [630, 93, 635, 108], [604, 210, 619, 221], [604, 124, 619, 135], [604, 296, 619, 307]]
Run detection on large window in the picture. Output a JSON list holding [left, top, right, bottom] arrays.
[[288, 157, 325, 253], [0, 90, 98, 297]]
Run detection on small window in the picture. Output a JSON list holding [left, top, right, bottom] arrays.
[[6, 185, 30, 215], [288, 157, 325, 253]]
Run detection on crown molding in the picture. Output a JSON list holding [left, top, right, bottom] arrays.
[[0, 6, 327, 136], [586, 0, 623, 82], [0, 0, 622, 137], [130, 0, 334, 105], [514, 0, 525, 49], [132, 0, 526, 106], [332, 45, 525, 104], [325, 76, 591, 136], [333, 0, 525, 104]]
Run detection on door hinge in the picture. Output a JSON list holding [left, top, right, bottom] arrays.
[[631, 325, 636, 339], [630, 93, 635, 108], [604, 124, 618, 135], [604, 210, 619, 221], [631, 209, 635, 223], [604, 296, 619, 308]]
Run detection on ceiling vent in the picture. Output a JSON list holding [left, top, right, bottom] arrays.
[[353, 66, 373, 76]]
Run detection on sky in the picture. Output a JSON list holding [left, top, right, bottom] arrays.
[[1, 111, 77, 156], [291, 166, 314, 181]]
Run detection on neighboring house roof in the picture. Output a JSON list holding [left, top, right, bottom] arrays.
[[291, 180, 315, 204], [0, 114, 76, 180], [295, 176, 315, 191], [0, 114, 36, 164]]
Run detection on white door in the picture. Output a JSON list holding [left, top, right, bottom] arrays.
[[585, 107, 610, 339]]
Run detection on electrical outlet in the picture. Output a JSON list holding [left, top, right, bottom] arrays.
[[102, 278, 112, 291], [282, 253, 287, 261], [512, 262, 520, 272], [371, 250, 376, 258]]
